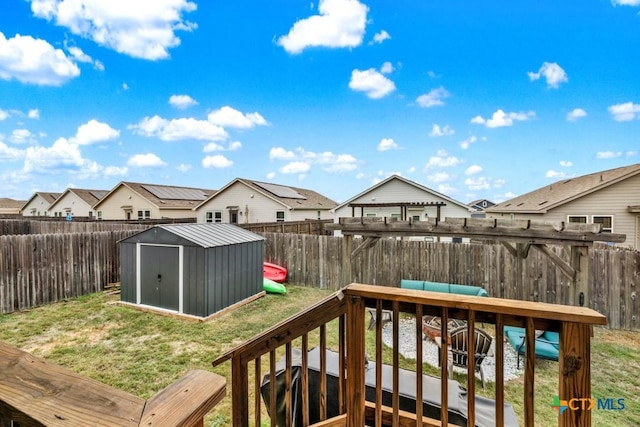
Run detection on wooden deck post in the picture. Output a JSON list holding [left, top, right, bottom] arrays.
[[232, 357, 249, 427], [558, 322, 592, 427], [345, 294, 365, 427]]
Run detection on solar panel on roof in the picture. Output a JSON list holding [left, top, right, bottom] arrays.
[[142, 184, 208, 200], [90, 190, 108, 200], [252, 182, 307, 199]]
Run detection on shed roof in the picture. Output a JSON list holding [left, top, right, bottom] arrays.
[[156, 223, 265, 248]]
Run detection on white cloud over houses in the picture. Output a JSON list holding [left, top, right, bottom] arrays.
[[71, 119, 119, 145], [269, 147, 296, 160], [560, 160, 573, 167], [0, 109, 9, 121], [471, 109, 535, 128], [202, 154, 233, 168], [464, 176, 491, 190], [567, 108, 587, 121], [0, 32, 80, 85], [280, 161, 311, 174], [130, 115, 228, 141], [545, 170, 565, 178], [28, 109, 40, 119], [608, 102, 640, 121], [349, 67, 396, 99], [465, 165, 482, 175], [527, 62, 568, 88], [169, 94, 198, 109], [371, 30, 390, 44], [270, 146, 359, 173], [103, 165, 128, 176], [127, 153, 166, 168], [30, 0, 198, 60], [377, 138, 398, 151], [10, 129, 38, 144], [427, 172, 452, 183], [596, 151, 622, 159], [66, 45, 103, 70], [429, 124, 454, 137], [416, 87, 450, 108], [459, 135, 477, 149], [423, 150, 462, 170], [277, 0, 368, 54], [0, 141, 25, 160], [207, 106, 268, 128]]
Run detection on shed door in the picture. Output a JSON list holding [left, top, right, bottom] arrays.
[[140, 245, 180, 311]]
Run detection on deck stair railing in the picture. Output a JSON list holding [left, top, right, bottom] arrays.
[[213, 283, 606, 427]]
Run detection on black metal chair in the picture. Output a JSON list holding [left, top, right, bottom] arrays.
[[447, 325, 493, 388]]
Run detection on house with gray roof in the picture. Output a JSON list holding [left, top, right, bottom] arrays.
[[0, 198, 26, 216], [21, 192, 61, 216], [485, 163, 640, 250], [48, 188, 109, 219], [93, 182, 216, 221], [194, 178, 337, 224]]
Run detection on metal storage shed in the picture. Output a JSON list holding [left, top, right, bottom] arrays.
[[120, 223, 265, 318]]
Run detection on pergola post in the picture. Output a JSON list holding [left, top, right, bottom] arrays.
[[341, 234, 353, 286], [571, 246, 590, 308]]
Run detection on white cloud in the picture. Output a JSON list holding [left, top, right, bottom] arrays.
[[0, 109, 8, 121], [127, 153, 166, 168], [349, 68, 395, 99], [270, 147, 296, 160], [71, 119, 119, 145], [356, 172, 365, 179], [66, 45, 102, 70], [0, 141, 25, 160], [470, 109, 535, 128], [608, 102, 640, 121], [465, 165, 482, 175], [427, 172, 452, 183], [416, 87, 450, 108], [130, 115, 228, 141], [437, 183, 457, 195], [596, 151, 622, 159], [424, 151, 462, 170], [176, 163, 191, 173], [567, 108, 587, 122], [493, 179, 506, 188], [280, 161, 311, 174], [23, 137, 84, 172], [429, 124, 455, 137], [103, 165, 128, 176], [30, 0, 198, 60], [266, 172, 276, 179], [377, 138, 398, 151], [122, 83, 129, 90], [459, 135, 477, 149], [611, 0, 640, 5], [207, 106, 268, 128], [371, 30, 390, 44], [559, 160, 573, 167], [546, 170, 565, 178], [0, 32, 80, 85], [169, 94, 198, 109], [277, 0, 368, 54], [203, 142, 224, 152], [10, 129, 37, 144], [527, 62, 568, 88], [380, 61, 394, 74], [627, 150, 638, 157], [228, 141, 242, 151], [28, 109, 40, 119], [407, 166, 416, 173], [465, 177, 491, 190], [202, 154, 233, 168]]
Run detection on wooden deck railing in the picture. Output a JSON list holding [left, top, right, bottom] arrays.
[[214, 283, 606, 427], [0, 341, 226, 427]]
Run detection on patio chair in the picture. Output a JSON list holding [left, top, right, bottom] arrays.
[[446, 325, 494, 389]]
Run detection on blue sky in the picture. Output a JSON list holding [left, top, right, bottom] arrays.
[[1, 0, 639, 204]]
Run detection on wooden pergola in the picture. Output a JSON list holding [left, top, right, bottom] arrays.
[[348, 201, 446, 221], [327, 216, 626, 308]]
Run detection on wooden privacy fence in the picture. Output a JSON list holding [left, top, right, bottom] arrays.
[[0, 219, 148, 235], [239, 219, 333, 235], [261, 233, 639, 330], [0, 230, 137, 314]]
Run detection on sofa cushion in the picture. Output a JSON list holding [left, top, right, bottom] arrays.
[[400, 279, 488, 297]]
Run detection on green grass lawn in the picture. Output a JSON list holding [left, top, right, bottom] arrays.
[[0, 285, 638, 426]]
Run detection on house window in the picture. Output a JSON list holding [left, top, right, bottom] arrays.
[[205, 211, 213, 223], [593, 216, 613, 233], [88, 211, 93, 218], [144, 210, 150, 219], [568, 215, 587, 223], [412, 215, 421, 222], [365, 213, 377, 217], [317, 210, 321, 220], [276, 211, 285, 222], [137, 210, 143, 220], [214, 211, 222, 223], [97, 211, 103, 220]]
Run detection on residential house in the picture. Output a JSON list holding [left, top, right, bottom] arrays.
[[194, 178, 337, 224], [485, 163, 640, 250], [48, 188, 109, 219], [0, 198, 26, 216], [21, 192, 61, 216], [468, 199, 496, 218], [93, 182, 216, 221], [330, 174, 472, 241]]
